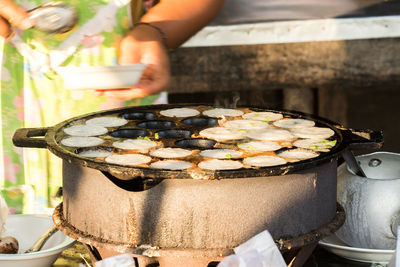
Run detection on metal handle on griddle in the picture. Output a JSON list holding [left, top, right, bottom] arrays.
[[341, 148, 366, 177], [12, 127, 49, 148], [339, 128, 383, 178], [343, 128, 384, 150]]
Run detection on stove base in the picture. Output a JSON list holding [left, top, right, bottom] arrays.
[[53, 203, 345, 267]]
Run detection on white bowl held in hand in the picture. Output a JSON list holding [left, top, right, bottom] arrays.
[[56, 64, 147, 90], [0, 214, 75, 267]]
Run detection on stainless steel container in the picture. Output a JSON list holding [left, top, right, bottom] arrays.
[[337, 151, 400, 249]]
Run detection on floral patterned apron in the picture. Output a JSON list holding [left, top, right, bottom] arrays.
[[0, 0, 166, 214]]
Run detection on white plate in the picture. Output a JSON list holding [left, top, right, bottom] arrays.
[[56, 64, 147, 90], [318, 234, 395, 264]]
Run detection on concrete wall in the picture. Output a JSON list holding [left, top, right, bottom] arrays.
[[168, 37, 400, 152]]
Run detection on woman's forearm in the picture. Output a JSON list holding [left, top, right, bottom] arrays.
[[139, 0, 225, 49]]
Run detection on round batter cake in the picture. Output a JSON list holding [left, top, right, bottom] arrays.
[[86, 116, 128, 127], [160, 107, 200, 118], [150, 160, 193, 170], [105, 154, 152, 166], [203, 108, 244, 118], [63, 125, 108, 137], [198, 159, 243, 170], [242, 111, 283, 122], [243, 156, 287, 167], [61, 136, 104, 147]]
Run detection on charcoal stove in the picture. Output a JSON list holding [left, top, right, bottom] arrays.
[[12, 104, 382, 266]]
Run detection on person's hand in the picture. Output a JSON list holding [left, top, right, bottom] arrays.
[[95, 24, 170, 100], [0, 0, 34, 38]]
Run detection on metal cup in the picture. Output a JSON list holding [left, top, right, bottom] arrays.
[[29, 2, 78, 33]]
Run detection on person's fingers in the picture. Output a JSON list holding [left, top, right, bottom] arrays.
[[136, 64, 169, 93], [94, 63, 170, 100], [0, 0, 34, 30], [94, 77, 169, 100], [0, 17, 12, 38]]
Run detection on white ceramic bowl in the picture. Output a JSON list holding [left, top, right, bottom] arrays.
[[0, 214, 76, 267], [56, 64, 147, 90]]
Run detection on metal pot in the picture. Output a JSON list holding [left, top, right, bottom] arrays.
[[12, 104, 382, 258], [336, 151, 400, 250]]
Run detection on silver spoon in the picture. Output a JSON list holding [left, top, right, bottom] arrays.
[[24, 225, 59, 253], [28, 2, 78, 34]]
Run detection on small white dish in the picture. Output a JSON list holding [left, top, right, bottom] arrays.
[[318, 233, 395, 264], [0, 214, 76, 267], [56, 64, 147, 90]]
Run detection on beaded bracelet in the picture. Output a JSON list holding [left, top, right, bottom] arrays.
[[133, 22, 168, 49]]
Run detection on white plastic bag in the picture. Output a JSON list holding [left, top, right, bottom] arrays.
[[218, 230, 287, 267], [95, 253, 136, 267]]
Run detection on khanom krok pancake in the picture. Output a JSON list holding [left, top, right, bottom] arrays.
[[203, 108, 244, 118], [199, 127, 246, 141], [61, 136, 104, 147], [243, 155, 287, 167], [222, 119, 270, 130], [277, 149, 319, 159], [86, 116, 128, 127], [242, 111, 283, 122], [78, 149, 112, 158], [291, 127, 335, 139], [105, 154, 151, 166], [160, 107, 200, 117], [273, 118, 315, 129], [293, 139, 337, 152], [245, 129, 294, 141], [150, 160, 193, 170], [198, 159, 243, 170], [149, 148, 193, 158], [63, 124, 108, 136], [113, 139, 158, 153], [237, 141, 281, 152], [200, 149, 242, 159]]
